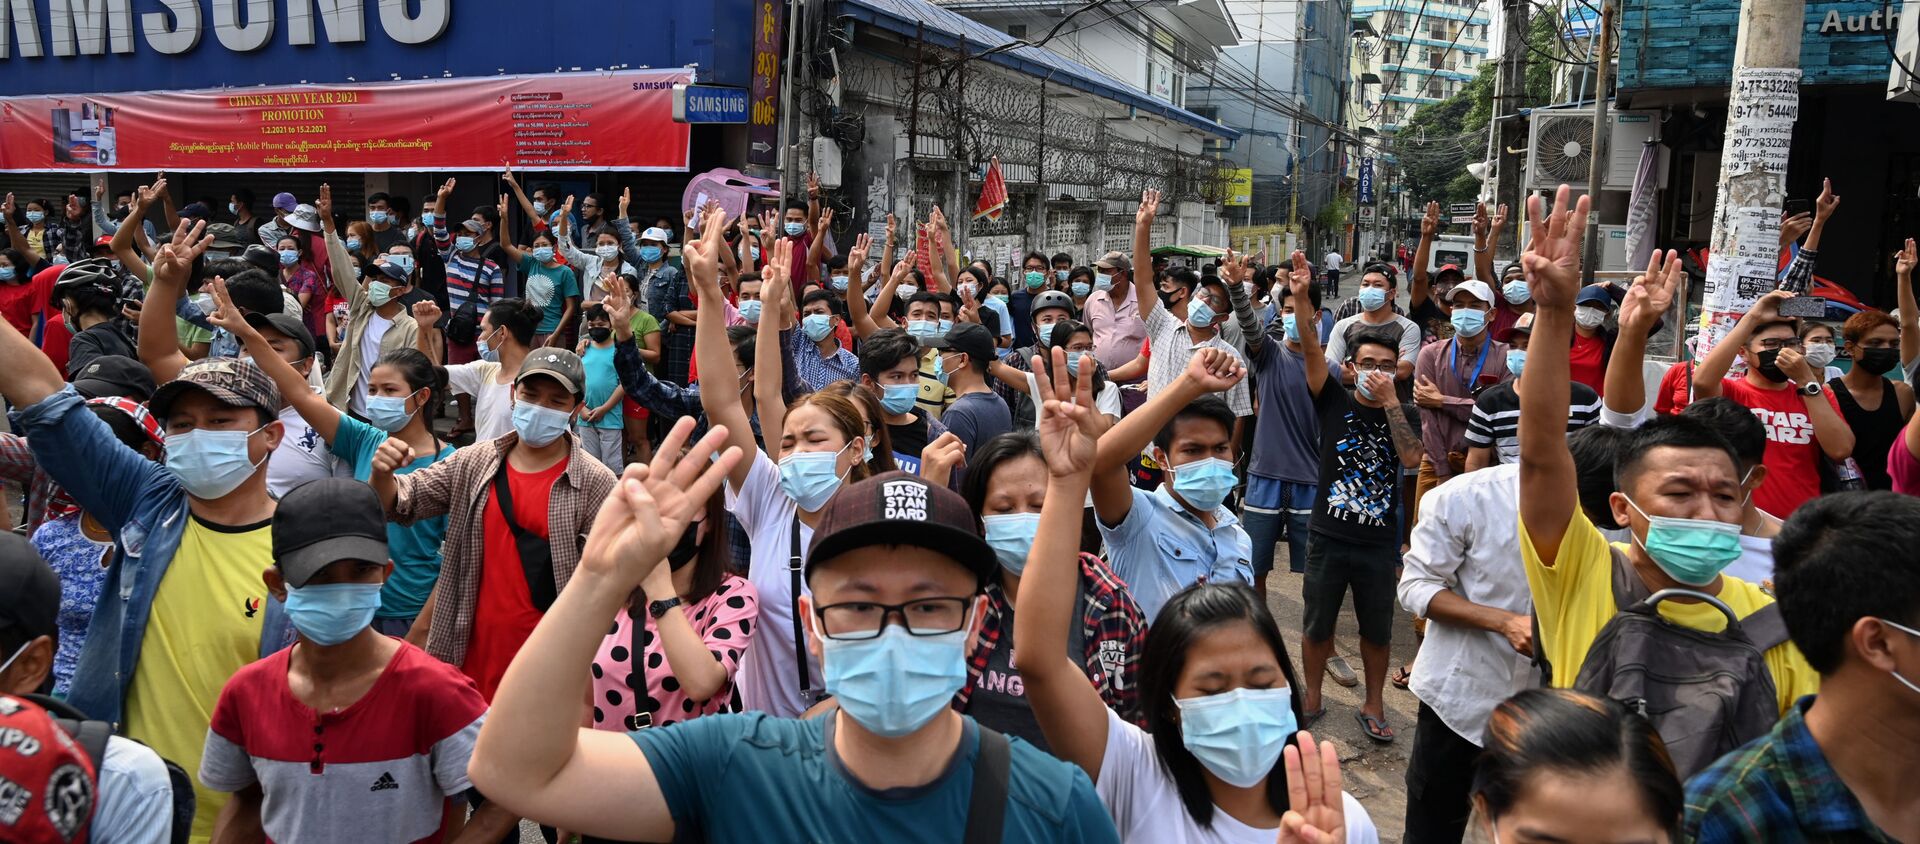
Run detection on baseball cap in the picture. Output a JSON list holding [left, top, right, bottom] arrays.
[[806, 471, 996, 588], [515, 348, 586, 398], [1448, 279, 1494, 305], [0, 695, 98, 844], [244, 311, 317, 360], [376, 261, 412, 283], [148, 357, 283, 421], [71, 356, 156, 401], [1577, 285, 1613, 307], [285, 204, 322, 233], [272, 478, 390, 588], [1093, 251, 1131, 273], [1510, 312, 1537, 334], [1030, 290, 1075, 318], [0, 532, 60, 644], [90, 234, 113, 251], [272, 192, 298, 213], [178, 201, 211, 220], [925, 322, 995, 364], [204, 222, 246, 249], [242, 244, 280, 275], [640, 226, 673, 244], [461, 219, 487, 234], [1435, 263, 1465, 280], [84, 397, 164, 449]]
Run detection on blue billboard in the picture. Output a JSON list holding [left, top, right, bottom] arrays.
[[0, 0, 754, 97]]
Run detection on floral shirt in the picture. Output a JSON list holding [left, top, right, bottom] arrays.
[[30, 513, 115, 696], [590, 574, 759, 730]]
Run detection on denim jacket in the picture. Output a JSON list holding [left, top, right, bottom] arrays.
[[13, 385, 289, 725]]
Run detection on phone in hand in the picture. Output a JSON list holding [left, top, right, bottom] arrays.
[[1778, 295, 1828, 318], [1784, 199, 1812, 218]]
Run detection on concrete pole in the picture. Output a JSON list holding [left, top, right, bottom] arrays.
[[1699, 0, 1806, 357], [1579, 0, 1614, 284], [1494, 0, 1528, 260]]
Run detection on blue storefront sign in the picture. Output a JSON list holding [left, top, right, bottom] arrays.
[[1622, 0, 1897, 91], [674, 84, 750, 124], [1358, 157, 1375, 205], [0, 0, 754, 97]]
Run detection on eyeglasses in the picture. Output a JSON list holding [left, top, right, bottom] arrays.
[[814, 598, 972, 640], [1353, 363, 1395, 374], [1754, 337, 1804, 351]]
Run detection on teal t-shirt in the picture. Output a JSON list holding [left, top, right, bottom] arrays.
[[333, 415, 454, 619], [580, 341, 624, 430], [520, 255, 582, 334], [629, 712, 1117, 844]]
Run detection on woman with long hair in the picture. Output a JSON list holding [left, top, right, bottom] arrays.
[[1468, 689, 1683, 844]]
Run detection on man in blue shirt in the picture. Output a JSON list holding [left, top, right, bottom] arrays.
[[466, 427, 1118, 844]]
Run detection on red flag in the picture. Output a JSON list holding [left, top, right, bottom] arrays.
[[973, 157, 1007, 221]]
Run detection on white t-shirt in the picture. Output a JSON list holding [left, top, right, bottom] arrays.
[[1726, 533, 1775, 585], [445, 360, 514, 442], [267, 400, 344, 497], [349, 312, 394, 416], [1323, 252, 1344, 272], [726, 450, 824, 718], [1095, 708, 1378, 844]]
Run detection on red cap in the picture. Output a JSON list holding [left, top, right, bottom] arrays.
[[1437, 263, 1464, 275], [92, 235, 112, 248], [0, 695, 97, 843]]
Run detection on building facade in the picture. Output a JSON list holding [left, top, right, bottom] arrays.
[[1187, 1, 1302, 227], [1350, 0, 1492, 136]]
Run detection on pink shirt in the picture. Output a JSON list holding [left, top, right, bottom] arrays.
[[1086, 283, 1146, 371], [590, 574, 759, 729], [1888, 435, 1920, 496]]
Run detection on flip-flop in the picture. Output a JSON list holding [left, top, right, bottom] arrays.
[[1302, 707, 1326, 730], [1391, 666, 1413, 690], [1356, 711, 1395, 743]]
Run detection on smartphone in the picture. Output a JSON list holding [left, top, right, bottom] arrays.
[[1778, 295, 1827, 318], [1783, 199, 1811, 217]]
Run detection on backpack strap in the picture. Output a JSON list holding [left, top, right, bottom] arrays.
[[491, 459, 558, 612], [1740, 602, 1791, 652], [962, 727, 1011, 844], [52, 718, 112, 774], [1607, 545, 1652, 612]]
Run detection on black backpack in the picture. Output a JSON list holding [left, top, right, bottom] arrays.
[[27, 694, 196, 844], [1558, 549, 1790, 778]]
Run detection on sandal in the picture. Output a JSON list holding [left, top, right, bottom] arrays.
[[1391, 665, 1413, 690], [1356, 711, 1395, 743], [1302, 707, 1326, 730]]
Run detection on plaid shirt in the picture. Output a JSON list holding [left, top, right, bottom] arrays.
[[0, 432, 72, 531], [955, 552, 1146, 724], [1683, 696, 1893, 843], [388, 432, 618, 667], [644, 264, 695, 386], [787, 327, 860, 392]]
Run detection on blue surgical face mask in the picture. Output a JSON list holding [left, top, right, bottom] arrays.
[[1187, 299, 1219, 329], [368, 210, 390, 226], [831, 275, 849, 291], [983, 513, 1042, 574], [639, 245, 664, 264], [897, 284, 919, 300], [1623, 497, 1743, 586], [1024, 271, 1046, 290], [932, 354, 954, 386], [778, 444, 852, 511], [1037, 321, 1059, 346], [1506, 349, 1527, 378], [1355, 367, 1385, 402], [1065, 352, 1087, 378], [531, 246, 556, 264], [284, 582, 384, 646], [165, 425, 268, 499], [1358, 286, 1388, 312], [802, 313, 835, 342], [785, 221, 807, 237], [365, 392, 418, 433], [1282, 313, 1301, 343], [750, 245, 761, 261], [986, 293, 1006, 305], [477, 328, 502, 362], [907, 319, 941, 340], [1503, 279, 1531, 304], [228, 202, 240, 216], [739, 299, 763, 324], [0, 267, 15, 282], [820, 622, 971, 738], [512, 402, 573, 447], [880, 383, 918, 415], [595, 244, 620, 261], [1094, 272, 1115, 292], [533, 201, 548, 216], [386, 254, 415, 276], [938, 319, 954, 334], [345, 237, 363, 252], [1175, 686, 1298, 788], [24, 211, 45, 224], [1071, 281, 1092, 298], [279, 249, 300, 267], [421, 212, 436, 227], [367, 281, 395, 308], [1055, 269, 1069, 282], [1169, 456, 1236, 511], [1451, 307, 1487, 337], [455, 236, 477, 253]]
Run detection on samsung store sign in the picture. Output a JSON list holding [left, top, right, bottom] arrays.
[[0, 0, 756, 97]]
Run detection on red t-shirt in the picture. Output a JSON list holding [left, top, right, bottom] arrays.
[[464, 456, 569, 700], [784, 232, 814, 299], [0, 266, 58, 336], [1719, 377, 1844, 517], [1569, 333, 1606, 395], [1655, 362, 1692, 415], [40, 313, 73, 374]]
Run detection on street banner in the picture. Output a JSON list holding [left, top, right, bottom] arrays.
[[0, 69, 693, 172], [974, 157, 1007, 221], [1358, 158, 1375, 205], [1225, 168, 1253, 207], [1623, 140, 1660, 271]]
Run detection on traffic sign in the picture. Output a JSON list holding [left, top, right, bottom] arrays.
[[1449, 202, 1477, 225], [673, 84, 750, 124]]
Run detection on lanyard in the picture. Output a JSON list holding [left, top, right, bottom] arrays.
[[1449, 337, 1490, 391]]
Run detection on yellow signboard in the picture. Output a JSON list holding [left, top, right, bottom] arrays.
[[1225, 168, 1253, 206]]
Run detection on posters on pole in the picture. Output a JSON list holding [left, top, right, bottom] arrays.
[[1699, 66, 1800, 356], [0, 70, 692, 172]]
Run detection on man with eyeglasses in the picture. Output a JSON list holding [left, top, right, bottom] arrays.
[[1693, 290, 1855, 517]]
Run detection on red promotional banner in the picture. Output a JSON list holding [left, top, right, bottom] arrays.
[[973, 156, 1006, 222], [0, 69, 693, 173]]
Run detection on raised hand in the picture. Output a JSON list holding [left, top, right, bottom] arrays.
[[1183, 346, 1245, 394], [806, 171, 822, 199], [1032, 346, 1103, 478], [92, 182, 105, 202], [437, 178, 457, 199], [1136, 189, 1162, 229], [502, 161, 517, 185], [1279, 731, 1346, 844], [683, 204, 730, 295], [1219, 249, 1250, 284], [928, 204, 949, 239], [496, 193, 509, 220], [153, 219, 212, 283], [1749, 288, 1794, 322], [1288, 250, 1314, 290], [1519, 184, 1591, 311], [764, 238, 794, 303], [1618, 249, 1680, 333], [562, 195, 576, 217], [577, 417, 741, 588], [920, 432, 967, 488], [1898, 238, 1917, 277], [1, 193, 12, 215], [66, 194, 81, 217], [370, 437, 416, 477], [1815, 177, 1840, 221], [1490, 202, 1509, 233], [1421, 201, 1440, 236], [1779, 213, 1813, 251], [411, 299, 443, 325], [602, 274, 636, 326], [814, 207, 835, 236], [847, 233, 872, 269], [885, 212, 897, 242], [619, 187, 632, 221], [1471, 202, 1488, 240], [203, 278, 250, 336]]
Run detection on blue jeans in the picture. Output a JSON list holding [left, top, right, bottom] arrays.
[[1247, 476, 1317, 576]]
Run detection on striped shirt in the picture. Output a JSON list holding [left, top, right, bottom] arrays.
[[1464, 380, 1603, 465], [431, 226, 503, 312]]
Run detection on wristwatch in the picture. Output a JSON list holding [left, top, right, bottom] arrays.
[[647, 597, 683, 620], [1799, 381, 1824, 397]]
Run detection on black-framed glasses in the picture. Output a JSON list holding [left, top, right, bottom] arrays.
[[1754, 337, 1804, 351], [814, 597, 971, 640]]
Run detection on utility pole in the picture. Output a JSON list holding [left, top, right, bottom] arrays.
[[1579, 0, 1614, 284], [1248, 30, 1263, 230], [1494, 0, 1528, 260], [1700, 0, 1806, 357]]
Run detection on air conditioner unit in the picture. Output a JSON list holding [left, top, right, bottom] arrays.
[[1597, 224, 1630, 272], [1525, 109, 1660, 192]]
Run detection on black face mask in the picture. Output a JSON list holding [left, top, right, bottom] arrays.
[[1156, 286, 1181, 309], [588, 326, 612, 342], [1754, 348, 1789, 383], [1857, 346, 1901, 376], [666, 521, 701, 570]]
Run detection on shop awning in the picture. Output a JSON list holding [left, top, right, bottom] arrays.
[[835, 0, 1241, 139]]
